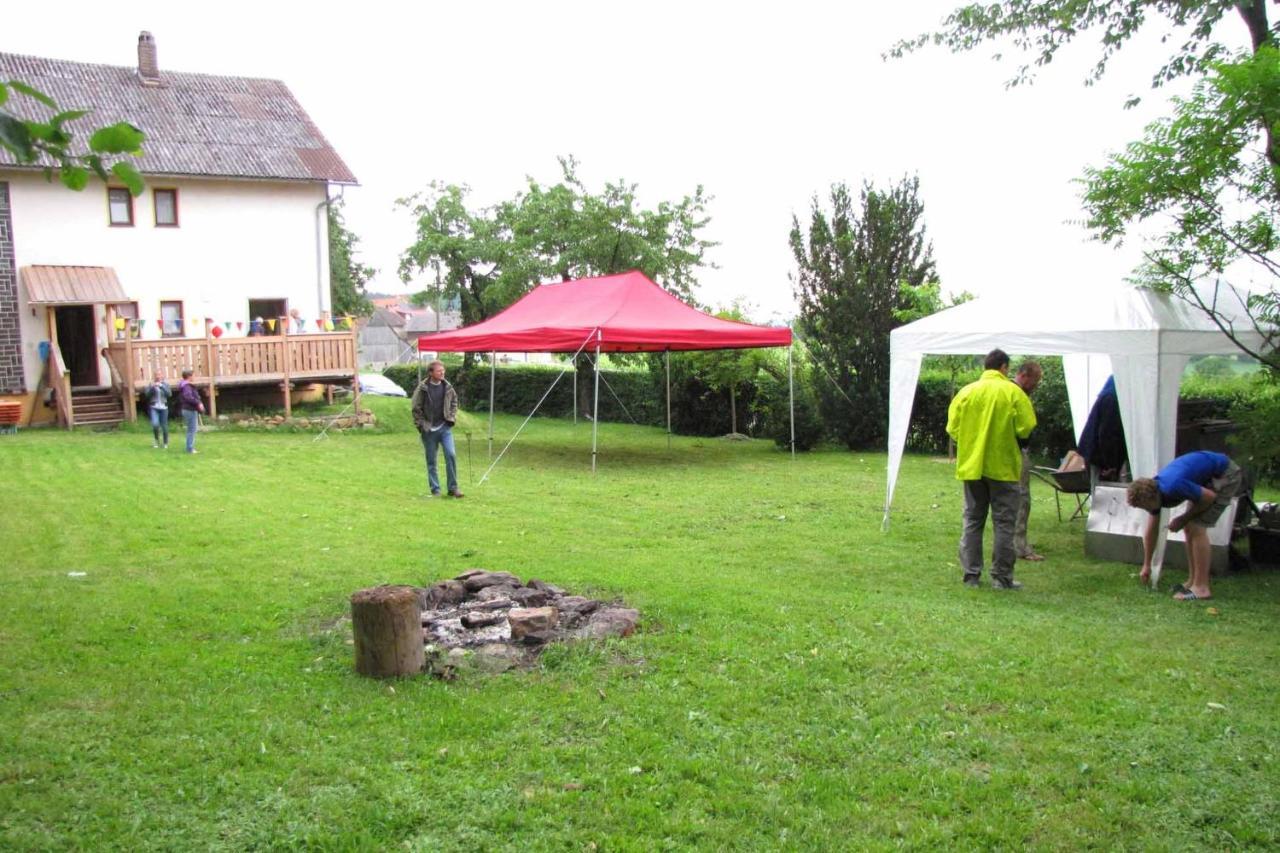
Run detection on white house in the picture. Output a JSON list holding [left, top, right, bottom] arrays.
[[0, 32, 357, 426]]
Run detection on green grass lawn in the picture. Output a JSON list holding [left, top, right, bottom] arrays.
[[2, 398, 1279, 850]]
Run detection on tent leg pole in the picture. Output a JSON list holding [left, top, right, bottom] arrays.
[[592, 343, 601, 473], [488, 351, 495, 459], [665, 350, 672, 450], [788, 342, 796, 459], [573, 360, 578, 425]]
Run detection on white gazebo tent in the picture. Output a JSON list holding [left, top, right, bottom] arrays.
[[883, 281, 1270, 580]]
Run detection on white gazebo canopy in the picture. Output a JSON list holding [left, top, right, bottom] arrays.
[[884, 280, 1270, 530]]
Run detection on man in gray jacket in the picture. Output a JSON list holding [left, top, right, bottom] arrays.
[[411, 360, 463, 498]]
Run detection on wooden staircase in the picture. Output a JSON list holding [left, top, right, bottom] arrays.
[[71, 388, 126, 428]]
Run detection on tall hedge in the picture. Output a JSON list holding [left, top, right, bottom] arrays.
[[385, 358, 1278, 474], [383, 362, 662, 426]]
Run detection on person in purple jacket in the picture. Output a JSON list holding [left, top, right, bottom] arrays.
[[176, 368, 206, 454], [1126, 451, 1242, 601]]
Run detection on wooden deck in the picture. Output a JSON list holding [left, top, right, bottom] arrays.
[[103, 329, 360, 421]]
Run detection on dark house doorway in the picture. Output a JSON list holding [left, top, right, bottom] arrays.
[[54, 305, 98, 387]]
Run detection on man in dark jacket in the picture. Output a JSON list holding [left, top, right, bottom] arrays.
[[411, 360, 463, 498]]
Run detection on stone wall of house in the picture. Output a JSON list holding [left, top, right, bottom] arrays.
[[0, 182, 23, 394]]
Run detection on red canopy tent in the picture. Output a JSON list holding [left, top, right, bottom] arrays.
[[415, 271, 795, 477], [415, 270, 792, 352]]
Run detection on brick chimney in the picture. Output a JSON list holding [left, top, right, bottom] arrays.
[[137, 31, 161, 85]]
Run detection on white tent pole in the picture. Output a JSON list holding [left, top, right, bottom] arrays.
[[487, 351, 496, 459], [591, 336, 602, 473], [665, 349, 672, 450], [787, 340, 796, 459], [573, 360, 578, 425]]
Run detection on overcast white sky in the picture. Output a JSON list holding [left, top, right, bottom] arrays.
[[6, 1, 1250, 323]]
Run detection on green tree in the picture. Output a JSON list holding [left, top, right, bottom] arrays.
[[1081, 48, 1280, 370], [791, 177, 937, 449], [693, 304, 770, 436], [1, 78, 145, 194], [399, 156, 716, 383], [327, 198, 375, 318], [891, 2, 1279, 370]]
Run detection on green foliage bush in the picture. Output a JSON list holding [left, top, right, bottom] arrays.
[[657, 351, 763, 437], [755, 372, 824, 450], [383, 356, 1280, 475], [383, 361, 661, 426]]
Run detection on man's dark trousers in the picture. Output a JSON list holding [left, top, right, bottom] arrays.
[[960, 478, 1020, 584]]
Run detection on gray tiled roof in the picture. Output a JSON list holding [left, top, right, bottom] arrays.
[[0, 51, 356, 184]]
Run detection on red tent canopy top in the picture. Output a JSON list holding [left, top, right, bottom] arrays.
[[416, 271, 792, 353]]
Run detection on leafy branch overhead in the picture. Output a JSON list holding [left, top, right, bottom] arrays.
[[888, 1, 1252, 93], [894, 1, 1279, 372], [0, 79, 145, 194]]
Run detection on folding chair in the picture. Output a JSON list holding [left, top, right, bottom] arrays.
[[1031, 466, 1091, 521]]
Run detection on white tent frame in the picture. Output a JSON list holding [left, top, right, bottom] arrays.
[[882, 281, 1270, 585]]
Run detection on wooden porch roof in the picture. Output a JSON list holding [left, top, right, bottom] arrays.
[[22, 266, 128, 305]]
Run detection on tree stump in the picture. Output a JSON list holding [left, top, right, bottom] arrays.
[[351, 585, 425, 677]]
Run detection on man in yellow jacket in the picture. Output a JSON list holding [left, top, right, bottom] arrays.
[[947, 349, 1037, 589]]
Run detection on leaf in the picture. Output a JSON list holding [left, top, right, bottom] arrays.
[[59, 166, 89, 191], [0, 114, 33, 160], [24, 122, 56, 142], [0, 82, 7, 107], [7, 80, 56, 108], [89, 122, 145, 155], [111, 161, 145, 196], [86, 155, 110, 183], [50, 109, 90, 128]]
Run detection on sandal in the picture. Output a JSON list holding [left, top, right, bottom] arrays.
[[1174, 590, 1210, 601]]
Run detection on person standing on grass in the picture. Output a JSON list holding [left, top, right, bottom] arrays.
[[177, 368, 205, 455], [946, 348, 1037, 590], [1012, 360, 1044, 562], [1126, 450, 1242, 601], [411, 360, 463, 498], [143, 372, 171, 449]]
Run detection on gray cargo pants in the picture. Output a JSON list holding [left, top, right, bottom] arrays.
[[960, 478, 1021, 584], [1013, 447, 1033, 557]]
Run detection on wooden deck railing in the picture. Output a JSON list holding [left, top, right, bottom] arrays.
[[105, 328, 360, 420], [49, 346, 73, 429]]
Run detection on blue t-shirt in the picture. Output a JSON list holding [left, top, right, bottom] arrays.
[[1152, 451, 1230, 509]]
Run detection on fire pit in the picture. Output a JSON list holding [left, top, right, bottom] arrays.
[[349, 571, 639, 678]]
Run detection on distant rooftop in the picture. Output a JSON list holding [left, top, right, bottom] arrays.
[[0, 32, 356, 184]]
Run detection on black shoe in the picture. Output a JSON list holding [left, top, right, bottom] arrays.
[[991, 578, 1023, 590], [963, 575, 981, 588]]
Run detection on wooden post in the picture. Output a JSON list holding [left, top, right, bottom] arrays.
[[280, 317, 292, 418], [350, 329, 361, 415], [117, 306, 138, 423], [350, 585, 424, 677], [204, 322, 218, 419]]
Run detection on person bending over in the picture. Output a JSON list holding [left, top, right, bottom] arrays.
[[1126, 450, 1242, 601]]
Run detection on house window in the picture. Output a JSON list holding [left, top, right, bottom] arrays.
[[107, 188, 134, 226], [160, 301, 184, 337], [153, 189, 179, 227], [114, 302, 139, 340]]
